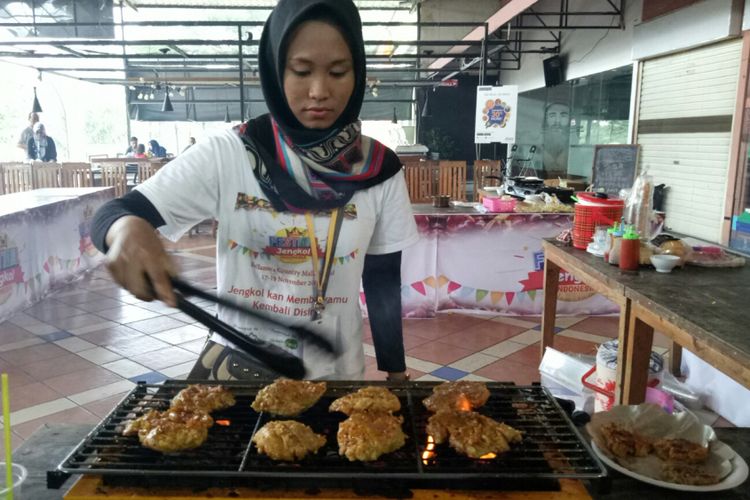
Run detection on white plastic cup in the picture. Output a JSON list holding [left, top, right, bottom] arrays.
[[594, 340, 664, 412], [0, 463, 27, 499]]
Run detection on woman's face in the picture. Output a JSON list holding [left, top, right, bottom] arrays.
[[283, 20, 355, 129]]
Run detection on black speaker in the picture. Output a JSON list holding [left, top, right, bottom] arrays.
[[543, 56, 564, 87]]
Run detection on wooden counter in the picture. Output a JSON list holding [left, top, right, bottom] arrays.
[[541, 239, 750, 404]]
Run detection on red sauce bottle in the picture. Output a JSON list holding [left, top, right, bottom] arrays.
[[619, 226, 640, 271]]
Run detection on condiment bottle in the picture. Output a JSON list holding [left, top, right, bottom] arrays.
[[619, 226, 640, 271], [608, 224, 624, 265], [603, 223, 618, 261]]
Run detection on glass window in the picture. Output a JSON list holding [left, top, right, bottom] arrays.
[[514, 65, 632, 181]]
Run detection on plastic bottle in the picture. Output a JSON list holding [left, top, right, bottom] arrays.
[[608, 224, 625, 265], [603, 222, 618, 261], [619, 226, 640, 271]]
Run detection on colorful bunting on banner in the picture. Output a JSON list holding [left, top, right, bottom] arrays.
[[423, 276, 437, 289], [229, 240, 239, 250], [411, 281, 427, 296], [527, 290, 537, 301], [438, 275, 449, 287], [447, 281, 461, 293], [475, 289, 488, 302], [505, 292, 515, 305], [490, 291, 504, 305]]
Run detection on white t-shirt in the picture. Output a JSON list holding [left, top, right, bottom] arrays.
[[137, 129, 418, 379]]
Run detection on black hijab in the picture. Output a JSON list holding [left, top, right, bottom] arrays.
[[236, 0, 402, 212], [258, 0, 366, 146]]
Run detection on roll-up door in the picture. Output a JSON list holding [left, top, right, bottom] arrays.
[[636, 39, 741, 242]]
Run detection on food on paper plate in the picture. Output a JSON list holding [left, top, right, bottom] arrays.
[[251, 378, 327, 416], [599, 422, 653, 458], [123, 409, 214, 453], [171, 384, 236, 413], [426, 410, 522, 459], [661, 463, 720, 486], [252, 420, 326, 461], [337, 411, 406, 461], [329, 386, 401, 415], [423, 381, 490, 412], [653, 437, 709, 464]]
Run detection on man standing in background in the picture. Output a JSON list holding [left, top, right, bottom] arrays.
[[16, 112, 39, 156]]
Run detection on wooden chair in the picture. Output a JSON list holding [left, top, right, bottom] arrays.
[[438, 160, 467, 201], [403, 160, 436, 203], [138, 160, 167, 184], [60, 163, 93, 188], [100, 162, 128, 197], [32, 163, 60, 189], [1, 163, 33, 194], [473, 160, 502, 201]]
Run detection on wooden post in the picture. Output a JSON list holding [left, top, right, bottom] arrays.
[[622, 307, 654, 404]]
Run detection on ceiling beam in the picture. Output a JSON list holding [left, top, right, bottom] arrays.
[[427, 0, 538, 71]]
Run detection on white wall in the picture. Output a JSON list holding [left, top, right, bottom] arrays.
[[632, 0, 742, 60]]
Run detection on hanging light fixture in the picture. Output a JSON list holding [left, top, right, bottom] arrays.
[[245, 102, 252, 121], [392, 107, 398, 124], [421, 91, 431, 118], [32, 86, 43, 113], [224, 106, 231, 123], [161, 86, 174, 112]]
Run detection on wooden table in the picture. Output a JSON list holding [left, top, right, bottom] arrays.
[[541, 239, 750, 405]]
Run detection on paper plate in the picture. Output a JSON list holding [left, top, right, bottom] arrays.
[[592, 442, 748, 492]]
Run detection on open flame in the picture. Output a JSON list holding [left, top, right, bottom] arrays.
[[215, 419, 231, 427], [479, 453, 497, 460], [456, 394, 473, 412], [421, 435, 436, 465]]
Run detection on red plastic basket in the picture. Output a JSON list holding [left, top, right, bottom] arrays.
[[572, 193, 624, 250]]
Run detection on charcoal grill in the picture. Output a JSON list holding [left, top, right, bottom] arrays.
[[50, 380, 607, 492]]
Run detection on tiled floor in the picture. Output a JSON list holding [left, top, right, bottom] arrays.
[[0, 222, 683, 450]]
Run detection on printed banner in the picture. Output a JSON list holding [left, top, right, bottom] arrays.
[[474, 85, 518, 144], [0, 187, 113, 323], [391, 212, 617, 318]]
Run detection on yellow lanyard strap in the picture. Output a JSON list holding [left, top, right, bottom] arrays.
[[305, 207, 343, 317]]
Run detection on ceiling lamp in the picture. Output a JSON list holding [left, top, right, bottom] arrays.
[[224, 106, 231, 123], [392, 107, 397, 124], [31, 87, 42, 113], [162, 87, 174, 112], [421, 92, 431, 118]]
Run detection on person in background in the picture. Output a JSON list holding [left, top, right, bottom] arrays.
[[182, 136, 196, 153], [148, 139, 167, 158], [134, 144, 147, 158], [91, 0, 417, 382], [27, 123, 57, 162], [17, 112, 39, 155], [125, 137, 139, 157]]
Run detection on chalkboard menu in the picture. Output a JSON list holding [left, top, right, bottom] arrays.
[[591, 145, 639, 196]]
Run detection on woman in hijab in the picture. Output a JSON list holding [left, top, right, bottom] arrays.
[[27, 122, 58, 162], [91, 0, 417, 381], [148, 139, 167, 158]]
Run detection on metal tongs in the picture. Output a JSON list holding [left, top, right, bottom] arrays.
[[170, 277, 337, 380]]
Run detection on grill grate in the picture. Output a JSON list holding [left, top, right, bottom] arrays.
[[54, 381, 607, 490]]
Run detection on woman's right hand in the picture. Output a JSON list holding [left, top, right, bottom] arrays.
[[104, 216, 178, 307]]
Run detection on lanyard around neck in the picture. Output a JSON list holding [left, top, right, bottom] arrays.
[[305, 207, 344, 320]]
